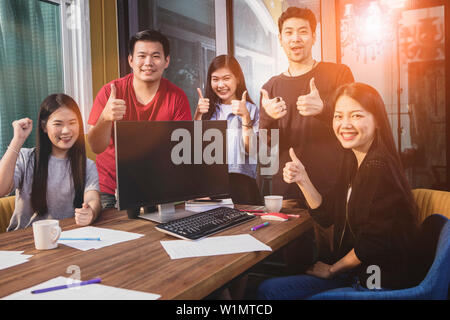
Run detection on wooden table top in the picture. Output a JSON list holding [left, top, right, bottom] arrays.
[[0, 201, 312, 300]]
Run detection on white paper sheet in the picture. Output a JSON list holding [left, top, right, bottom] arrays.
[[2, 276, 161, 300], [58, 226, 144, 251], [184, 198, 234, 213], [0, 251, 32, 270], [160, 234, 272, 259]]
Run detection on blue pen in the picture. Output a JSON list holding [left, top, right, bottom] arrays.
[[59, 237, 101, 241], [251, 222, 269, 231], [31, 278, 102, 294]]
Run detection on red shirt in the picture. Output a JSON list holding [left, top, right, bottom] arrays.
[[88, 73, 192, 194]]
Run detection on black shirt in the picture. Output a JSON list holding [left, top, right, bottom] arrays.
[[310, 139, 424, 289], [260, 62, 354, 199]]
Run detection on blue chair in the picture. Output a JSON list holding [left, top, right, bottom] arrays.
[[308, 214, 450, 300]]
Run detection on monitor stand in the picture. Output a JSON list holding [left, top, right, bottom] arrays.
[[139, 202, 197, 223]]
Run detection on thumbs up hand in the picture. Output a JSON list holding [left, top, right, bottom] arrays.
[[296, 77, 323, 116], [75, 203, 94, 226], [196, 88, 210, 113], [102, 84, 127, 122], [283, 147, 309, 185], [194, 88, 210, 120], [260, 89, 287, 120], [231, 90, 250, 120]]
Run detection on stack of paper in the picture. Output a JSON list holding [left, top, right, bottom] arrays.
[[58, 226, 144, 251], [0, 251, 32, 270], [2, 276, 161, 300], [160, 234, 272, 259], [185, 198, 234, 213]]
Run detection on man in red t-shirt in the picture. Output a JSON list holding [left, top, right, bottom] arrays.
[[88, 30, 192, 209]]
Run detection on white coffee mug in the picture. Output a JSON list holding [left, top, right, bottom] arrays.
[[264, 195, 283, 213], [32, 220, 61, 250]]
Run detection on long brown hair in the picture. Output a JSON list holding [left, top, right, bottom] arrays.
[[31, 94, 86, 216], [202, 55, 254, 120]]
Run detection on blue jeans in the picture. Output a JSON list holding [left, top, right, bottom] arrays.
[[258, 273, 380, 300]]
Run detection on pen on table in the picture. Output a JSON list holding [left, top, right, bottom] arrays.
[[242, 211, 300, 218], [251, 222, 270, 231], [59, 237, 101, 241], [31, 278, 102, 294]]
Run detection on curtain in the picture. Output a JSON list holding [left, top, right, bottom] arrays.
[[0, 0, 63, 156]]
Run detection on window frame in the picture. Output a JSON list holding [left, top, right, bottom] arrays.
[[215, 0, 229, 55], [43, 0, 93, 129]]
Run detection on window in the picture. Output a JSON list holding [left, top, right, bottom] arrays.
[[233, 0, 284, 104], [0, 0, 92, 155], [338, 0, 447, 189], [0, 0, 63, 154]]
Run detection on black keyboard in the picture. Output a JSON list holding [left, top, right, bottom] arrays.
[[155, 207, 256, 240]]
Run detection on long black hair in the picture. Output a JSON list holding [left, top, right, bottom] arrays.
[[31, 94, 86, 216], [330, 82, 419, 226], [202, 55, 254, 120]]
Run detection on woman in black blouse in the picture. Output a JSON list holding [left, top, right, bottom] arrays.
[[258, 83, 424, 299]]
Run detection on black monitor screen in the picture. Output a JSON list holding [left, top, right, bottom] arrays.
[[115, 121, 229, 210]]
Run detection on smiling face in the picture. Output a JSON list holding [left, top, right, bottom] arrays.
[[128, 40, 170, 84], [279, 17, 315, 64], [44, 106, 79, 158], [211, 67, 238, 105], [333, 95, 377, 155]]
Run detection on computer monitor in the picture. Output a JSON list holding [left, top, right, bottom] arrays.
[[114, 120, 230, 223]]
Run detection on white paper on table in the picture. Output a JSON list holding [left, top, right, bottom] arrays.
[[0, 251, 33, 270], [2, 276, 161, 300], [160, 234, 272, 259], [0, 251, 25, 256], [58, 226, 144, 251], [0, 257, 30, 270]]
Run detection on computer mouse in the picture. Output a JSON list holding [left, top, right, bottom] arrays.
[[261, 213, 289, 222]]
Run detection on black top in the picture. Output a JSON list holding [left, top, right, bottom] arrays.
[[260, 62, 354, 199], [309, 139, 424, 289]]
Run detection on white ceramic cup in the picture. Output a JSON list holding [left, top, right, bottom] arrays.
[[264, 195, 283, 213], [32, 220, 61, 250]]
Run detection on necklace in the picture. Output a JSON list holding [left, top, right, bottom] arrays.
[[287, 60, 317, 77]]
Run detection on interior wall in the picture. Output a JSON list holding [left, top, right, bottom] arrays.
[[321, 0, 337, 62]]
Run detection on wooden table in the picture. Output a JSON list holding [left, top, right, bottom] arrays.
[[0, 201, 312, 299]]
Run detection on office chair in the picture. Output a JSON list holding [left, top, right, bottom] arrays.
[[0, 195, 15, 233], [308, 214, 450, 300]]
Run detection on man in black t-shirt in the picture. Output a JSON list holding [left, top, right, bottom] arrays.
[[260, 6, 354, 200]]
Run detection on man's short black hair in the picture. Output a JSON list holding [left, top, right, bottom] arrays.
[[128, 29, 170, 58], [278, 7, 317, 34]]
